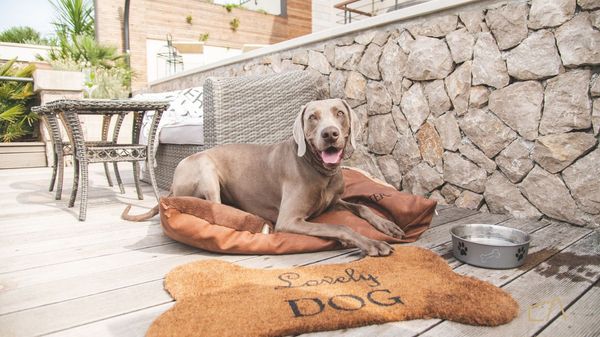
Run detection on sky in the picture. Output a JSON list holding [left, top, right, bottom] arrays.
[[0, 0, 57, 37]]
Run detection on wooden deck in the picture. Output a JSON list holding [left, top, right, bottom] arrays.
[[0, 165, 598, 337]]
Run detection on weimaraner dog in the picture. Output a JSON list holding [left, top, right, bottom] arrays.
[[122, 98, 404, 256]]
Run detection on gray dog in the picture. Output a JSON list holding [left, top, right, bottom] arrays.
[[122, 98, 404, 256]]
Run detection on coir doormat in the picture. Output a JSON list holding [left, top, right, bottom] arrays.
[[147, 247, 518, 337]]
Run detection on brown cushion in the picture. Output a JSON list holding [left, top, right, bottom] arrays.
[[159, 168, 437, 254]]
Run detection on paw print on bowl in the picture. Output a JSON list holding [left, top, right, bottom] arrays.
[[515, 247, 526, 261], [458, 241, 468, 256]]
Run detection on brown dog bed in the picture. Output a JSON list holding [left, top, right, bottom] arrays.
[[158, 168, 437, 254]]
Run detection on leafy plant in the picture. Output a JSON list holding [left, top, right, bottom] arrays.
[[229, 17, 240, 32], [49, 0, 94, 38], [224, 4, 241, 12], [186, 15, 193, 24], [0, 59, 37, 142], [198, 33, 209, 42], [0, 26, 53, 45]]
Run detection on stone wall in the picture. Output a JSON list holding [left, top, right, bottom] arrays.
[[150, 0, 600, 228]]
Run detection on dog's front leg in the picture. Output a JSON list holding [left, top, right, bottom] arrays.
[[333, 200, 405, 238], [275, 193, 393, 256]]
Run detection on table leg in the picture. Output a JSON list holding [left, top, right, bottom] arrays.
[[49, 146, 58, 192], [55, 149, 64, 200], [101, 115, 114, 187], [78, 159, 89, 221], [133, 161, 144, 200], [113, 162, 125, 194], [146, 109, 162, 201], [112, 113, 127, 194]]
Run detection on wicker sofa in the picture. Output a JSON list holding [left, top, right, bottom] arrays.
[[151, 71, 321, 190]]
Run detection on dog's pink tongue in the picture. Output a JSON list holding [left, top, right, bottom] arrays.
[[321, 150, 343, 164]]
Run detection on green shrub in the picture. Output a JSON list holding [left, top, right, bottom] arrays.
[[0, 26, 53, 45], [0, 60, 37, 142]]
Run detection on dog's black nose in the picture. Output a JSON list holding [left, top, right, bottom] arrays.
[[321, 127, 340, 142]]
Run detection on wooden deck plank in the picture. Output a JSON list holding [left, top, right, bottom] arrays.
[[420, 232, 599, 337], [536, 280, 600, 337]]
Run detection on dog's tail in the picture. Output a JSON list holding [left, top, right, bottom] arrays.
[[121, 204, 159, 221]]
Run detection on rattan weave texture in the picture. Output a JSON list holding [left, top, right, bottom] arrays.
[[153, 71, 319, 189]]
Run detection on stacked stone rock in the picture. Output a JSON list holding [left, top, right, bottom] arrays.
[[157, 0, 600, 227]]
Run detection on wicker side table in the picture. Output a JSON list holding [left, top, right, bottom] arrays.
[[37, 99, 169, 221]]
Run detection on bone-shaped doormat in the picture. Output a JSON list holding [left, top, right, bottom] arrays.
[[147, 247, 518, 337]]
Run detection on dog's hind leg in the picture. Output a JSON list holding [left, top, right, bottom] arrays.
[[172, 154, 222, 203]]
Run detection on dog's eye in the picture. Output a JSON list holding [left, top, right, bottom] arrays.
[[308, 114, 317, 120], [337, 110, 345, 117]]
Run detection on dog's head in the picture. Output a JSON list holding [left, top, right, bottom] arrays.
[[293, 98, 360, 169]]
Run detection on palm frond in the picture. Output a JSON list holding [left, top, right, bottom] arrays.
[[0, 105, 25, 123]]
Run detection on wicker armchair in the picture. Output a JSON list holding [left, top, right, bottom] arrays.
[[153, 70, 320, 189]]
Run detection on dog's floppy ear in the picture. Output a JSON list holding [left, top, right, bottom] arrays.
[[341, 99, 360, 152], [293, 105, 307, 157]]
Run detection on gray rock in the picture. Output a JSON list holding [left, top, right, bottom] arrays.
[[468, 86, 490, 108], [455, 191, 484, 210], [334, 44, 366, 70], [495, 139, 534, 183], [373, 30, 391, 46], [357, 44, 383, 80], [592, 76, 600, 97], [540, 69, 592, 135], [367, 113, 397, 155], [555, 13, 600, 66], [403, 163, 444, 195], [472, 32, 509, 89], [485, 3, 528, 50], [443, 152, 487, 193], [401, 82, 430, 132], [591, 10, 600, 29], [429, 190, 448, 205], [336, 35, 356, 46], [459, 108, 517, 158], [324, 43, 335, 65], [344, 144, 384, 180], [528, 0, 575, 29], [329, 70, 347, 99], [434, 112, 461, 151], [366, 81, 392, 115], [445, 28, 475, 64], [355, 30, 377, 45], [396, 30, 414, 54], [506, 30, 562, 80], [404, 36, 453, 81], [459, 10, 485, 33], [379, 38, 407, 104], [532, 132, 597, 173], [391, 105, 411, 135], [484, 172, 542, 219], [563, 148, 600, 214], [441, 184, 462, 203], [292, 49, 309, 65], [458, 140, 497, 174], [416, 122, 444, 168], [392, 134, 422, 174], [445, 61, 471, 116], [344, 71, 367, 100], [488, 81, 543, 141], [520, 166, 584, 225], [423, 80, 452, 117], [308, 50, 331, 75], [376, 155, 402, 190], [280, 59, 305, 72], [578, 0, 600, 9], [408, 15, 458, 38], [593, 99, 600, 136], [352, 104, 369, 144]]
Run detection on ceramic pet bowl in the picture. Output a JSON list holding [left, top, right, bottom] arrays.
[[451, 224, 531, 269]]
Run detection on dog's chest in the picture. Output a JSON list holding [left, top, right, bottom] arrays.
[[308, 177, 343, 217]]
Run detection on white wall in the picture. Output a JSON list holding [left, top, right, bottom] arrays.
[[0, 42, 51, 62], [146, 39, 243, 83], [312, 0, 344, 32]]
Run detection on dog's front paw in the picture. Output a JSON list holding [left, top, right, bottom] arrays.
[[358, 239, 394, 257], [370, 217, 405, 238]]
